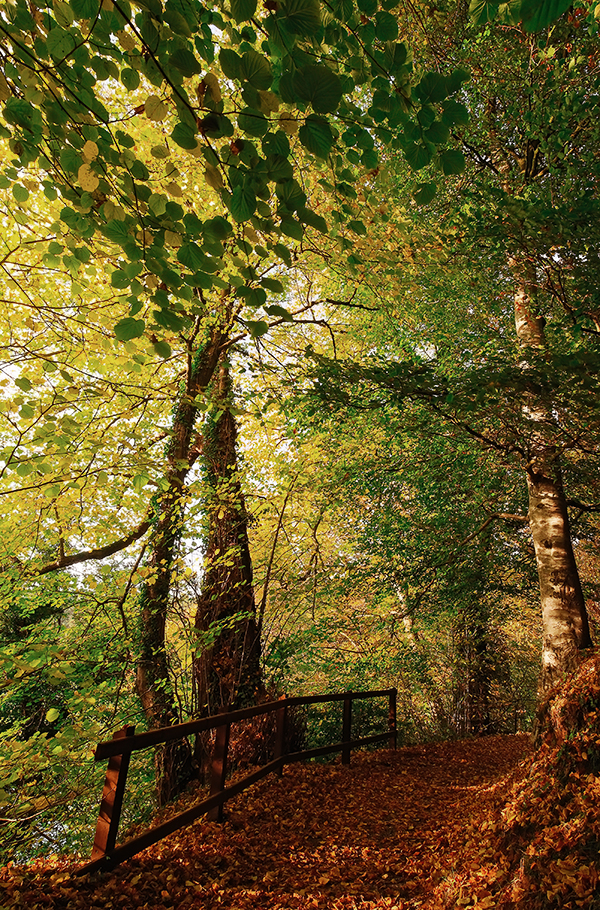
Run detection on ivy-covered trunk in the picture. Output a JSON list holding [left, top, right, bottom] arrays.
[[512, 259, 592, 692], [194, 358, 263, 771], [135, 325, 225, 806]]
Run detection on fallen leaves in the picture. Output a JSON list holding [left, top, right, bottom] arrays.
[[0, 735, 532, 909]]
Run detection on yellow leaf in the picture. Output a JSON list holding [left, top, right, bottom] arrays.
[[204, 165, 223, 189], [279, 112, 298, 135], [117, 29, 136, 51], [259, 90, 280, 113], [145, 95, 168, 121], [77, 163, 99, 192], [204, 73, 222, 104], [0, 73, 10, 102], [82, 140, 98, 161], [164, 230, 182, 248]]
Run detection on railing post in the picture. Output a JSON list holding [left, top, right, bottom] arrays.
[[91, 724, 135, 860], [342, 692, 352, 765], [208, 720, 230, 822], [388, 688, 397, 750], [274, 697, 288, 777]]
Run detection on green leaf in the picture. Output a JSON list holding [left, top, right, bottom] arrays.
[[121, 68, 140, 91], [298, 206, 328, 233], [520, 0, 572, 31], [348, 219, 367, 236], [375, 10, 399, 40], [133, 473, 150, 493], [153, 308, 188, 331], [265, 304, 293, 321], [274, 242, 292, 266], [111, 270, 131, 289], [15, 377, 33, 392], [439, 148, 466, 175], [424, 120, 450, 144], [298, 115, 334, 159], [280, 214, 304, 240], [442, 99, 469, 127], [415, 72, 449, 104], [230, 184, 257, 222], [12, 184, 29, 203], [238, 286, 267, 307], [152, 340, 173, 358], [169, 48, 203, 77], [230, 0, 258, 22], [4, 98, 43, 138], [171, 121, 198, 149], [279, 0, 321, 35], [247, 319, 270, 337], [204, 216, 233, 240], [405, 142, 432, 170], [46, 27, 76, 60], [45, 708, 60, 723], [240, 49, 273, 89], [238, 108, 269, 137], [178, 242, 214, 271], [102, 220, 131, 244], [70, 0, 99, 16], [220, 48, 242, 80], [53, 1, 74, 26], [293, 66, 343, 115], [163, 7, 192, 36], [413, 181, 437, 204], [260, 277, 285, 293], [468, 0, 500, 25], [417, 107, 436, 129], [59, 147, 81, 174], [446, 68, 471, 94], [114, 317, 146, 341]]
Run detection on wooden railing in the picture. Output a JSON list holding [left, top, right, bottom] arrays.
[[81, 688, 397, 874]]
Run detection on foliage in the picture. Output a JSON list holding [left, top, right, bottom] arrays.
[[434, 654, 600, 908]]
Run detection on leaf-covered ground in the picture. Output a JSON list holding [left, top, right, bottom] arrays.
[[3, 657, 600, 910], [1, 734, 529, 910]]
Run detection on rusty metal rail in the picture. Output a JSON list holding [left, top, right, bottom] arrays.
[[81, 688, 397, 875]]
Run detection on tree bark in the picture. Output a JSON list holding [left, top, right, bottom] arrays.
[[512, 259, 592, 692], [135, 324, 226, 806], [193, 358, 263, 772]]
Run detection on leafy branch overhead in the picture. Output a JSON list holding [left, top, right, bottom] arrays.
[[0, 0, 470, 347]]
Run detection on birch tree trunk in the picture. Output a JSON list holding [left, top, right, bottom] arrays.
[[512, 259, 592, 692]]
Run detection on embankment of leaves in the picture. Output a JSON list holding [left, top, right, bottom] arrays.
[[433, 653, 600, 909]]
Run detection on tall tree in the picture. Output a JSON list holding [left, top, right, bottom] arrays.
[[193, 354, 263, 721]]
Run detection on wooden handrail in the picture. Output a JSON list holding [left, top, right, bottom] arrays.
[[81, 688, 397, 875], [94, 689, 396, 760]]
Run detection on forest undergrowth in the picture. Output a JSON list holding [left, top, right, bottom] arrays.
[[2, 657, 600, 910]]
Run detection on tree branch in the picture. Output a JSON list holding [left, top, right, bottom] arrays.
[[23, 519, 151, 577]]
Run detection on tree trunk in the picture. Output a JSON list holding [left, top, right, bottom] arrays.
[[512, 259, 592, 692], [135, 325, 226, 806], [194, 358, 263, 772]]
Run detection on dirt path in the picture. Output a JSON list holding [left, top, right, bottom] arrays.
[[1, 734, 531, 909]]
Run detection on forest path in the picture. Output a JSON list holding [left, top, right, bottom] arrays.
[[6, 734, 531, 910]]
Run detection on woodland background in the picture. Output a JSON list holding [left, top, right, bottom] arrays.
[[1, 0, 600, 866]]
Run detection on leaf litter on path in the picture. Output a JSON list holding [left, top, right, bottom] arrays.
[[0, 734, 532, 909]]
